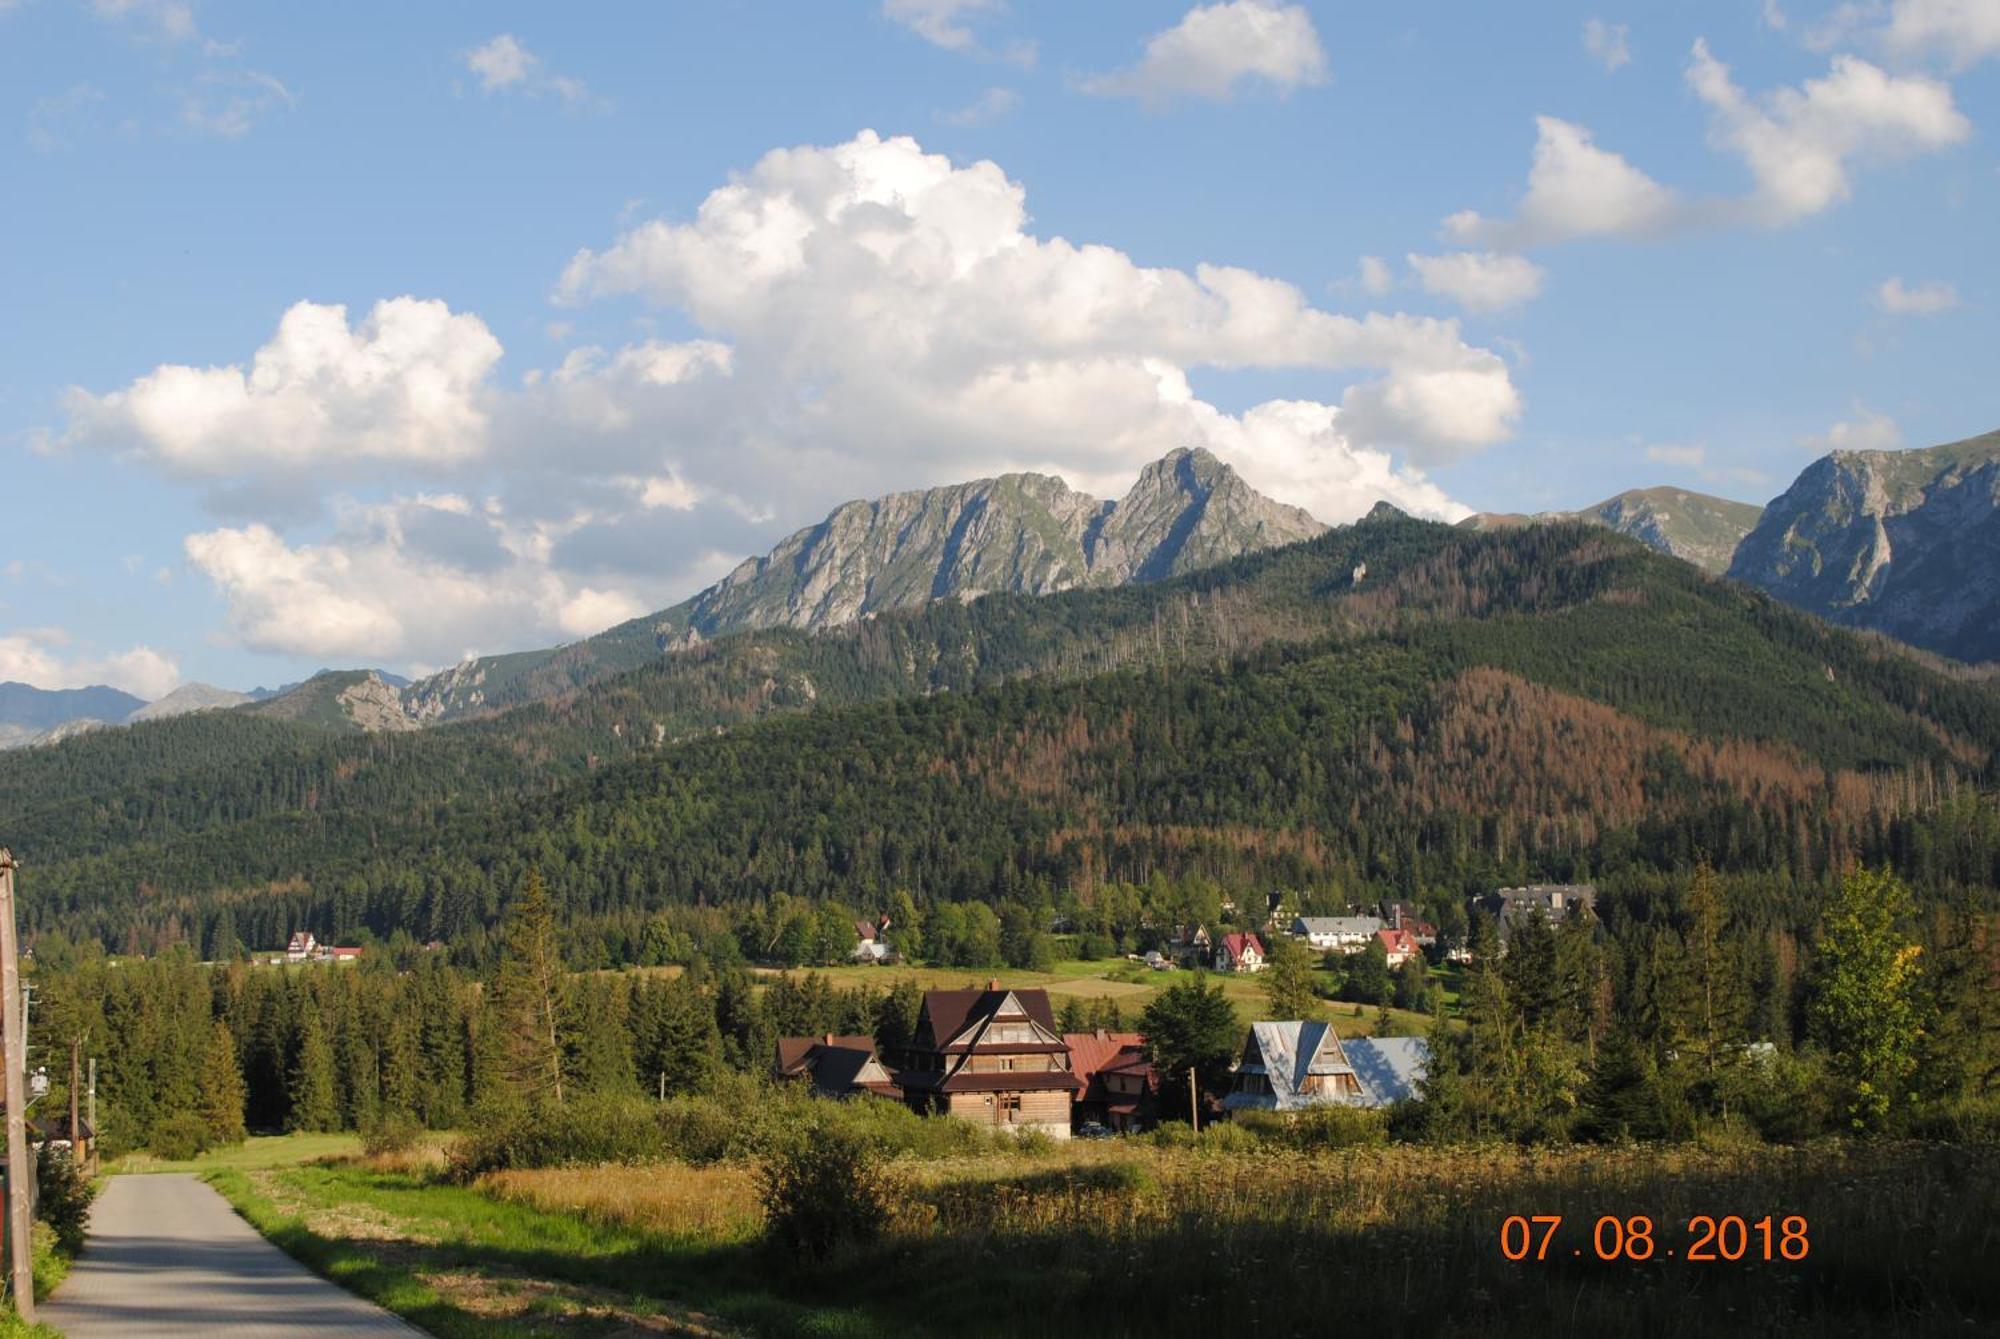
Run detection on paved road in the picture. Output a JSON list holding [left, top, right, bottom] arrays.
[[42, 1174, 420, 1337]]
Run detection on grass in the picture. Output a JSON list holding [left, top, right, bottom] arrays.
[[755, 961, 1440, 1034], [107, 1131, 364, 1175], [205, 1130, 2000, 1339]]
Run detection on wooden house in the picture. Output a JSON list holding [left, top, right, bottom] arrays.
[[1223, 1021, 1365, 1111], [896, 984, 1080, 1139], [1065, 1030, 1157, 1133], [773, 1034, 901, 1099]]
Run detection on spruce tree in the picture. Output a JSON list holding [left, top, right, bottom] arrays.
[[198, 1020, 248, 1145], [286, 1003, 338, 1133], [1262, 931, 1320, 1021], [492, 869, 571, 1107]]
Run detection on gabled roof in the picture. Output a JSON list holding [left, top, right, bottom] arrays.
[[917, 987, 1060, 1050], [775, 1033, 875, 1078], [1230, 1021, 1360, 1109], [1345, 1036, 1429, 1106], [1293, 916, 1383, 938], [1376, 927, 1419, 954], [807, 1044, 900, 1098], [1222, 932, 1264, 959], [1064, 1030, 1144, 1085]]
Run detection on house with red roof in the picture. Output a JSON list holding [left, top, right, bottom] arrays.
[[1064, 1029, 1158, 1133], [1376, 927, 1421, 967], [895, 984, 1081, 1139], [1214, 931, 1266, 974]]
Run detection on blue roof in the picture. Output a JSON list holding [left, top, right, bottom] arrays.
[[1345, 1036, 1429, 1106]]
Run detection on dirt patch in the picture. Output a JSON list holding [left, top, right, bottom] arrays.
[[418, 1269, 738, 1336]]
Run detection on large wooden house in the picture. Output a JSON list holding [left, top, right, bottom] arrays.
[[895, 984, 1081, 1139], [1224, 1021, 1431, 1112]]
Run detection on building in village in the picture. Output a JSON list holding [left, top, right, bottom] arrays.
[[1214, 931, 1266, 973], [893, 984, 1081, 1139], [1375, 926, 1421, 967], [1170, 923, 1212, 968], [1222, 1021, 1429, 1112], [851, 914, 894, 964], [1064, 1030, 1157, 1133], [1378, 900, 1438, 946], [773, 1034, 901, 1099], [1290, 915, 1383, 953], [281, 932, 363, 965], [1480, 884, 1599, 951]]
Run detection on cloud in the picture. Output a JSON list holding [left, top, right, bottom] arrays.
[[1800, 404, 1903, 453], [1762, 0, 1789, 30], [79, 131, 1515, 668], [1882, 0, 2000, 70], [180, 68, 295, 138], [882, 0, 1031, 62], [1583, 18, 1632, 71], [941, 86, 1020, 126], [1355, 255, 1394, 297], [63, 297, 506, 502], [1874, 276, 1962, 314], [1444, 116, 1679, 248], [1644, 443, 1709, 469], [1686, 39, 1969, 226], [26, 84, 107, 153], [87, 0, 197, 43], [0, 628, 180, 698], [1081, 0, 1327, 103], [461, 33, 597, 107], [1406, 251, 1546, 313]]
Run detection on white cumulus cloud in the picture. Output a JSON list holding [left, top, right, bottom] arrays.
[[0, 628, 180, 699], [1406, 251, 1547, 313], [1686, 39, 1969, 226], [462, 33, 596, 106], [1444, 116, 1680, 248], [1081, 1, 1327, 103]]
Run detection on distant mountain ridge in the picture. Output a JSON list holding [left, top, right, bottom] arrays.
[[1728, 429, 2000, 664], [403, 447, 1325, 722], [1463, 486, 1764, 575]]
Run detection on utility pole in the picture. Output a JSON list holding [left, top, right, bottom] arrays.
[[86, 1058, 95, 1136], [1188, 1065, 1199, 1135], [0, 850, 35, 1323], [68, 1038, 79, 1160]]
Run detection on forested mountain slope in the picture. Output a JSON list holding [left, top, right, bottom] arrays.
[[8, 509, 1999, 961]]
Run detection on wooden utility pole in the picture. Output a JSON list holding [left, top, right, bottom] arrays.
[[0, 850, 35, 1323], [68, 1038, 80, 1161], [1188, 1066, 1199, 1135]]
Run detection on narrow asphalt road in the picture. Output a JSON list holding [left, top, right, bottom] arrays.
[[42, 1173, 421, 1337]]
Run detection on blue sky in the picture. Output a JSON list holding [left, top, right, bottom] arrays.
[[2, 0, 1996, 696]]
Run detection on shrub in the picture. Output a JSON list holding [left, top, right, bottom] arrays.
[[33, 1146, 94, 1256], [360, 1110, 423, 1158], [448, 1093, 667, 1178], [758, 1119, 891, 1264], [1232, 1105, 1389, 1150], [148, 1111, 212, 1162]]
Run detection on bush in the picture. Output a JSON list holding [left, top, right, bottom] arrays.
[[33, 1146, 94, 1256], [448, 1093, 667, 1178], [1718, 1048, 1835, 1145], [758, 1120, 891, 1264], [1234, 1104, 1390, 1150], [148, 1112, 213, 1162], [360, 1110, 423, 1158]]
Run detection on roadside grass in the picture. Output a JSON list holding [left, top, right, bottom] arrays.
[[213, 1135, 2000, 1338], [206, 1161, 879, 1337], [109, 1131, 363, 1175]]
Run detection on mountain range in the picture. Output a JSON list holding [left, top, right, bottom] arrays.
[[7, 430, 2000, 751]]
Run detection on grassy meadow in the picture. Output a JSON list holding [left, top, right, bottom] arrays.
[[192, 1129, 2000, 1338]]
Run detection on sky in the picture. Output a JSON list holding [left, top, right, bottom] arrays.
[[2, 0, 1997, 697]]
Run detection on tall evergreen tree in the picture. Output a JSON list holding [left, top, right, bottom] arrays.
[[1262, 931, 1320, 1021], [1809, 867, 1923, 1131], [286, 1002, 338, 1133], [492, 869, 571, 1107], [198, 1020, 248, 1145]]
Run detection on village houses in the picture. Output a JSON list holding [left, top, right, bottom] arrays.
[[892, 984, 1082, 1139], [1213, 931, 1266, 973], [1290, 915, 1382, 953]]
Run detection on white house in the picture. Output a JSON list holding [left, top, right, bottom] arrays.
[[1223, 1021, 1430, 1112], [1214, 931, 1266, 974], [1291, 916, 1383, 953], [285, 931, 317, 963]]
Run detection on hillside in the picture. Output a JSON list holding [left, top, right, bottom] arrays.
[[7, 512, 1998, 959], [402, 447, 1324, 723], [1728, 429, 2000, 664], [1463, 486, 1762, 574]]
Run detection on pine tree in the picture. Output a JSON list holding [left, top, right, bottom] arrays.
[[1262, 931, 1320, 1021], [1684, 862, 1744, 1076], [492, 869, 572, 1107], [286, 1003, 338, 1133], [197, 1020, 248, 1145]]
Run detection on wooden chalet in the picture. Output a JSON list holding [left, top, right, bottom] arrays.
[[896, 984, 1081, 1139], [1064, 1029, 1157, 1133], [773, 1034, 901, 1100]]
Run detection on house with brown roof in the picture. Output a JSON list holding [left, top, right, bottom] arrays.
[[851, 914, 893, 963], [774, 1033, 901, 1100], [895, 984, 1081, 1139], [1065, 1029, 1157, 1133]]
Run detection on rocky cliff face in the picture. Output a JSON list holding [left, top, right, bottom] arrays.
[[1462, 486, 1762, 575], [403, 447, 1326, 721], [1727, 430, 2000, 663]]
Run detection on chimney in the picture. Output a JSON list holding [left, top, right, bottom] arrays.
[[823, 1033, 834, 1046], [987, 978, 999, 991]]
